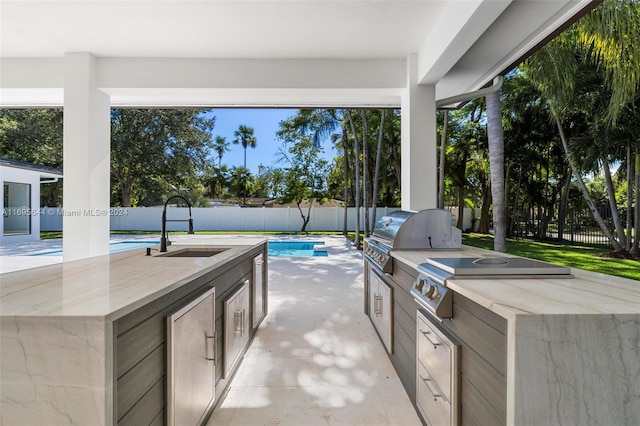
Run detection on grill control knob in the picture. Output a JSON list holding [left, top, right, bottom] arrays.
[[415, 278, 426, 292], [423, 284, 439, 300]]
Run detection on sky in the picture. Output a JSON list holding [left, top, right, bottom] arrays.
[[204, 108, 336, 173]]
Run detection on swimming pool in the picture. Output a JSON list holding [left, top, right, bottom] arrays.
[[32, 241, 159, 256], [31, 240, 328, 257], [268, 241, 328, 257]]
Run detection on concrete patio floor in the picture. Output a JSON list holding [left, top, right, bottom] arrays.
[[0, 235, 421, 425]]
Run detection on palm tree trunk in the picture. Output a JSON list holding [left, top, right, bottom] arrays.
[[627, 144, 633, 251], [456, 186, 465, 230], [347, 110, 361, 248], [243, 147, 247, 206], [509, 164, 523, 237], [361, 109, 370, 237], [558, 166, 571, 241], [602, 157, 627, 248], [552, 110, 623, 251], [632, 149, 640, 254], [341, 128, 349, 236], [485, 90, 507, 252], [371, 110, 386, 232], [477, 181, 491, 233], [438, 110, 448, 209]]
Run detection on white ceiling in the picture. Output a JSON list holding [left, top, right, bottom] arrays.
[[0, 0, 596, 106], [1, 1, 441, 59]]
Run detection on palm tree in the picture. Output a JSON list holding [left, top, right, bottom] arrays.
[[486, 88, 507, 252], [522, 0, 640, 252], [233, 124, 257, 205], [233, 125, 257, 169], [213, 136, 230, 169]]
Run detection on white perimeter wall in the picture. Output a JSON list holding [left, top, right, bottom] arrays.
[[38, 206, 484, 233], [40, 207, 401, 233]]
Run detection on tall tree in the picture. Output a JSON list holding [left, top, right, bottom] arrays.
[[347, 110, 362, 248], [370, 109, 386, 229], [486, 88, 507, 252], [233, 124, 257, 170], [232, 124, 257, 205], [213, 136, 230, 169], [523, 0, 640, 251], [272, 138, 330, 232], [278, 109, 353, 235], [110, 108, 215, 207]]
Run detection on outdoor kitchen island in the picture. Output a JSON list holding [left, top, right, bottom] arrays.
[[387, 247, 640, 425], [0, 237, 268, 426]]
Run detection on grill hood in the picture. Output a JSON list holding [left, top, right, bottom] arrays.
[[371, 209, 461, 250]]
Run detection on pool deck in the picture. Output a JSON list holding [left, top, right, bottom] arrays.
[[0, 234, 158, 273]]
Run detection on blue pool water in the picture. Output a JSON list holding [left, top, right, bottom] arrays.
[[31, 240, 327, 257], [32, 241, 159, 256], [268, 241, 328, 257]]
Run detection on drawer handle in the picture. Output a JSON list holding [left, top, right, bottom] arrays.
[[420, 375, 443, 401], [421, 330, 442, 348], [205, 334, 216, 362]]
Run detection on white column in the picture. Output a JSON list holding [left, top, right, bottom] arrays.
[[401, 53, 437, 211], [63, 53, 111, 261]]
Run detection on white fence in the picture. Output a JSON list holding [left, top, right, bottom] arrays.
[[40, 206, 401, 232], [38, 206, 481, 232]]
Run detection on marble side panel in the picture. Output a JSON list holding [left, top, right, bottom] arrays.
[[512, 314, 640, 425], [0, 316, 109, 426]]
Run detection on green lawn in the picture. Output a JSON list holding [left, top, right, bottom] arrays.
[[463, 233, 640, 281]]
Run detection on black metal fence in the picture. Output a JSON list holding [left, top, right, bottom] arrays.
[[510, 206, 633, 247]]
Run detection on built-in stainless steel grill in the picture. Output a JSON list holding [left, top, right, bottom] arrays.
[[364, 209, 462, 273], [411, 256, 572, 319]]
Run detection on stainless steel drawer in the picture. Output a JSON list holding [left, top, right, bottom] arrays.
[[417, 362, 452, 426], [416, 309, 460, 426], [417, 314, 454, 401]]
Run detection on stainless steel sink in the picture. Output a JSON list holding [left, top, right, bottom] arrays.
[[157, 247, 229, 258]]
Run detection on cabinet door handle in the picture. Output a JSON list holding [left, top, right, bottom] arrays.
[[234, 310, 243, 334], [420, 330, 442, 349], [205, 334, 216, 362], [420, 375, 443, 401], [375, 294, 383, 317], [242, 309, 246, 335]]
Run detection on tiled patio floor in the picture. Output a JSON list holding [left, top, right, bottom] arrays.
[[207, 236, 421, 426]]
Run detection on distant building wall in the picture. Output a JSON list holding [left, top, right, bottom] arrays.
[[446, 206, 482, 232], [1, 166, 43, 243]]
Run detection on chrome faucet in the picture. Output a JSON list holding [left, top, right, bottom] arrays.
[[160, 195, 194, 252]]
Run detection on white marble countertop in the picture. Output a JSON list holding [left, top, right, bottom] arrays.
[[0, 236, 267, 320], [391, 247, 640, 320]]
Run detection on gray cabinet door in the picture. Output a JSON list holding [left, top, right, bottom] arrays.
[[377, 278, 393, 352], [224, 281, 250, 378], [166, 287, 216, 426], [253, 254, 264, 328], [368, 269, 393, 353]]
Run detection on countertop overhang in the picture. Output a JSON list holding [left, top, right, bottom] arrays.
[[0, 236, 267, 320], [391, 247, 640, 320]]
